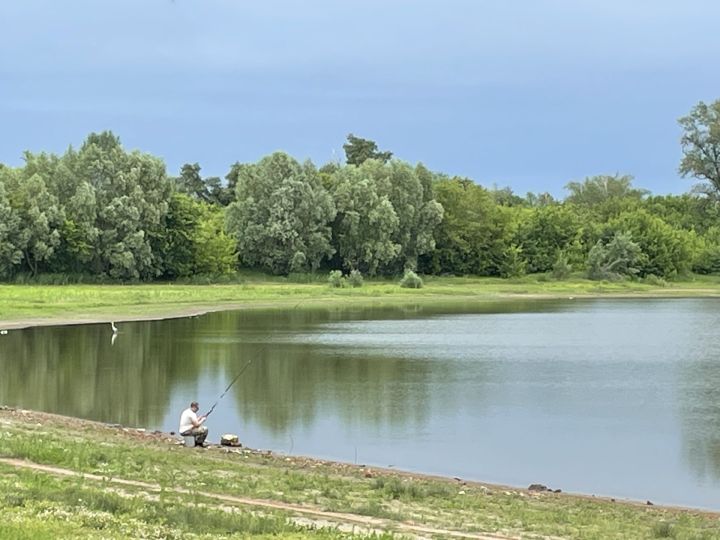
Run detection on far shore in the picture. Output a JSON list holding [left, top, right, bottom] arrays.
[[2, 276, 720, 331]]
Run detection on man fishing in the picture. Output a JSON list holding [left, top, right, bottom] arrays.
[[179, 359, 254, 448], [179, 401, 208, 447]]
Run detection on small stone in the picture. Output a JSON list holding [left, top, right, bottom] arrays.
[[646, 500, 654, 506]]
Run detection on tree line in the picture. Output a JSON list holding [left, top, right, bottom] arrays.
[[1, 99, 719, 282]]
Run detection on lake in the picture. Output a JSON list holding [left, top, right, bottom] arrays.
[[1, 298, 719, 509]]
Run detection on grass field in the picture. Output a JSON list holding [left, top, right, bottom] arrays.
[[2, 273, 720, 329]]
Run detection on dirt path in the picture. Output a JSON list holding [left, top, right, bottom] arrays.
[[0, 457, 520, 540]]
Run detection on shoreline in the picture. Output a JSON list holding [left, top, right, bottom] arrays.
[[2, 288, 720, 331], [2, 405, 718, 517]]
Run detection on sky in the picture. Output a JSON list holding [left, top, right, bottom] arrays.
[[2, 0, 720, 198]]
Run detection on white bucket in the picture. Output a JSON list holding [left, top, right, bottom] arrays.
[[183, 435, 195, 447]]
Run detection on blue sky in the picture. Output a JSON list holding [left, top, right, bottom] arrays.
[[2, 0, 719, 197]]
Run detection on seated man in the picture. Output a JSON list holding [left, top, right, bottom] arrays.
[[179, 401, 208, 447]]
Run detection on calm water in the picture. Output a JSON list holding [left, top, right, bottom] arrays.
[[1, 298, 719, 509]]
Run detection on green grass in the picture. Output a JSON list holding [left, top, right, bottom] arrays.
[[2, 273, 720, 327], [0, 410, 718, 539], [0, 464, 390, 539]]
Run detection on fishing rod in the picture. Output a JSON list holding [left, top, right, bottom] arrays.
[[204, 358, 254, 418]]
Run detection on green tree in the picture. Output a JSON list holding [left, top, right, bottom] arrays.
[[564, 174, 648, 206], [163, 194, 237, 278], [175, 162, 229, 206], [163, 193, 203, 278], [489, 186, 527, 207], [679, 99, 720, 196], [74, 132, 173, 280], [0, 173, 23, 278], [525, 191, 556, 207], [692, 226, 720, 274], [19, 148, 100, 275], [606, 209, 695, 277], [176, 163, 207, 200], [329, 165, 400, 274], [422, 177, 513, 275], [194, 204, 237, 275], [515, 205, 583, 273], [643, 193, 720, 235], [226, 152, 336, 274], [343, 134, 393, 166], [499, 244, 527, 278], [56, 180, 99, 274], [8, 172, 64, 276], [358, 160, 443, 271], [587, 232, 646, 280]]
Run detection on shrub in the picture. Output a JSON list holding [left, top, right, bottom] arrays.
[[327, 270, 346, 288], [587, 232, 646, 281], [551, 252, 572, 280], [499, 245, 527, 278], [400, 270, 423, 288], [643, 274, 667, 287], [347, 269, 364, 288]]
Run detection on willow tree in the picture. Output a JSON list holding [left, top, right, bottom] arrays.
[[226, 152, 336, 274], [0, 174, 23, 278], [72, 132, 172, 280], [361, 160, 443, 272], [330, 164, 400, 274], [2, 167, 64, 276]]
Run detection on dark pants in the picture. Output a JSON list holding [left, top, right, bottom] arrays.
[[181, 426, 208, 446]]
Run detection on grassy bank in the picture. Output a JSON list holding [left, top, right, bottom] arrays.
[[0, 408, 718, 539], [2, 274, 720, 329]]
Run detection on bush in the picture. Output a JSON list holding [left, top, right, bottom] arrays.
[[400, 270, 423, 288], [643, 274, 667, 287], [499, 245, 527, 278], [327, 270, 346, 288], [587, 232, 646, 281], [347, 269, 364, 288], [551, 253, 572, 280]]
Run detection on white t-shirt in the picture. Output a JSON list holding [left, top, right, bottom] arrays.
[[179, 407, 200, 434]]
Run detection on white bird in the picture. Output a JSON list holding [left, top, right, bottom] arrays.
[[110, 321, 118, 334]]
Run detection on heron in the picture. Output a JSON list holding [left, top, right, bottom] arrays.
[[110, 321, 118, 334]]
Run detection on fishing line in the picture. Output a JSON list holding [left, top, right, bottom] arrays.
[[205, 358, 254, 417]]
